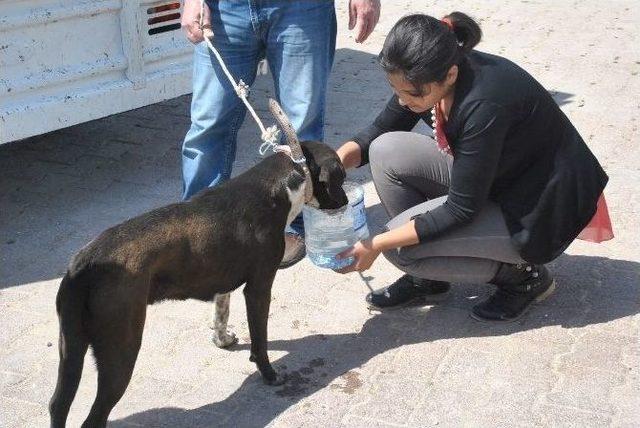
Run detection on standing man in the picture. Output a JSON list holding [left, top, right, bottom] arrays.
[[180, 0, 380, 268]]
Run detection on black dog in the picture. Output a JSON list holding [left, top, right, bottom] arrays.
[[49, 100, 348, 428]]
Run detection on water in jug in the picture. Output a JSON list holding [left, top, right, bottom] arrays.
[[303, 181, 369, 269]]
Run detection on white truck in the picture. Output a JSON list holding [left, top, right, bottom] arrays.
[[0, 0, 193, 144]]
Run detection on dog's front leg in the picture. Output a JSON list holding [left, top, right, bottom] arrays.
[[243, 270, 285, 386], [210, 293, 238, 348]]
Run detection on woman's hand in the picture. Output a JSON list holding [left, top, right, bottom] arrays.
[[335, 239, 381, 273], [334, 220, 421, 274], [181, 0, 212, 44], [336, 141, 362, 170]]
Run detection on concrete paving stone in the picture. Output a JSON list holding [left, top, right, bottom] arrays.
[[403, 344, 553, 426], [4, 198, 38, 232], [135, 331, 255, 387], [0, 370, 29, 394], [138, 369, 310, 428], [220, 386, 329, 428], [4, 230, 79, 274], [345, 374, 439, 426], [0, 395, 43, 428], [4, 251, 70, 288], [388, 342, 451, 382], [610, 373, 640, 426], [0, 287, 35, 308], [0, 153, 48, 182], [98, 177, 180, 203], [166, 375, 254, 412], [114, 148, 171, 170], [560, 329, 637, 371], [7, 362, 57, 407], [43, 170, 113, 193], [545, 363, 625, 415], [614, 419, 640, 428], [111, 406, 232, 428], [77, 137, 147, 161], [340, 414, 417, 428], [0, 323, 61, 412], [270, 365, 397, 427], [593, 314, 640, 340], [0, 156, 48, 184], [537, 402, 612, 428], [459, 325, 577, 350], [0, 307, 53, 361], [269, 402, 347, 428], [0, 280, 57, 315], [107, 375, 195, 417], [21, 282, 59, 312], [153, 148, 181, 172], [272, 264, 349, 306], [146, 298, 212, 323], [136, 313, 208, 358]]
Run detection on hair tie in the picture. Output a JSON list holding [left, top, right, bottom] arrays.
[[441, 17, 454, 31]]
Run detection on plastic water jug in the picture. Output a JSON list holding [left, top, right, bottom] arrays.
[[344, 181, 370, 241], [303, 181, 369, 269]]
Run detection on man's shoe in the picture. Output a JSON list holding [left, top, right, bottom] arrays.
[[366, 274, 450, 310], [279, 233, 306, 269], [471, 263, 556, 322]]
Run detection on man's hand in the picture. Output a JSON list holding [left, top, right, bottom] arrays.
[[348, 0, 381, 43], [181, 0, 212, 44]]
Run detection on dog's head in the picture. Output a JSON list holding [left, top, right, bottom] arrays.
[[301, 141, 349, 210], [267, 99, 347, 210]]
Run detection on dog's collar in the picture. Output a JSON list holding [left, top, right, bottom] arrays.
[[270, 145, 312, 202], [272, 144, 304, 163], [291, 156, 307, 164]]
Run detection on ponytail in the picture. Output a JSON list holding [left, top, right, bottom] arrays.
[[442, 11, 482, 53]]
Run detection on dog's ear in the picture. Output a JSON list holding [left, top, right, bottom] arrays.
[[319, 158, 345, 185], [319, 165, 331, 184]]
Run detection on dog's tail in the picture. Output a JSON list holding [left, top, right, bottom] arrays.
[[49, 271, 90, 428]]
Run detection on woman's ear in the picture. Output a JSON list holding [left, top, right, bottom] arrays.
[[445, 64, 459, 86]]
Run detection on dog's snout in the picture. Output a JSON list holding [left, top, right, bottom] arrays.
[[336, 190, 349, 207], [323, 187, 348, 210]]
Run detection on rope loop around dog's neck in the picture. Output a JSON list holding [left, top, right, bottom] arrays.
[[259, 141, 306, 164]]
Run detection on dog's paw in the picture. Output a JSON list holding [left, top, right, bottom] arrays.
[[212, 330, 238, 348], [263, 372, 287, 386]]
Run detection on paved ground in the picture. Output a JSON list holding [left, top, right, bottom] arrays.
[[1, 1, 639, 427]]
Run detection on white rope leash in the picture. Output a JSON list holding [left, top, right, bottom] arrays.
[[199, 1, 281, 155]]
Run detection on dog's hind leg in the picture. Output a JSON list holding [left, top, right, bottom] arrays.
[[81, 304, 146, 428], [210, 293, 238, 348], [50, 274, 90, 428], [243, 268, 285, 385], [49, 319, 89, 428]]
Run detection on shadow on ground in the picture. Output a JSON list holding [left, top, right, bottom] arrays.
[[111, 254, 638, 428]]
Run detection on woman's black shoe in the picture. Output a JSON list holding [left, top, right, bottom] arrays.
[[471, 263, 556, 322], [366, 274, 450, 310]]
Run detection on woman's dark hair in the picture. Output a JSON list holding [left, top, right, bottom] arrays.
[[379, 12, 482, 92]]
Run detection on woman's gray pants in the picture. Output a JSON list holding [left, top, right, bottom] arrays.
[[369, 131, 525, 283]]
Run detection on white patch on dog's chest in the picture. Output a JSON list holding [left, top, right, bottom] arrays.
[[285, 183, 306, 226]]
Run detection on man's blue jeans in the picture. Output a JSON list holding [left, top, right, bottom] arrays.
[[181, 0, 337, 235]]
